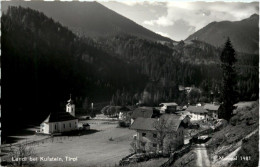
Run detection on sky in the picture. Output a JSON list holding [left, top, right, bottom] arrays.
[[100, 1, 259, 41]]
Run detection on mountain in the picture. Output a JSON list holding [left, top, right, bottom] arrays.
[[186, 14, 259, 54], [1, 1, 172, 42], [2, 5, 258, 140], [1, 6, 148, 139]]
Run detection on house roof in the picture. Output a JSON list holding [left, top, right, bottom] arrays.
[[160, 114, 183, 131], [131, 107, 154, 119], [203, 103, 220, 111], [186, 106, 208, 114], [43, 112, 77, 123], [160, 102, 178, 106], [130, 114, 184, 132], [130, 118, 157, 131], [176, 110, 190, 115], [233, 101, 255, 109]]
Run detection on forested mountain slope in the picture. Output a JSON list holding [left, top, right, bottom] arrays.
[[186, 14, 259, 54], [1, 6, 147, 138], [1, 1, 172, 42]]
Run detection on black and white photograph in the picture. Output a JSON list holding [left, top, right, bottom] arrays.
[[0, 0, 259, 167]]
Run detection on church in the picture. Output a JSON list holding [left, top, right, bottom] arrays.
[[39, 96, 78, 134]]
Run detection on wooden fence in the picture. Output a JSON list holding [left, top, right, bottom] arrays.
[[160, 144, 192, 167]]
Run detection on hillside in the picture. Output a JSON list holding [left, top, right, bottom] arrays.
[[1, 1, 172, 42], [97, 35, 258, 103], [1, 6, 148, 139], [1, 5, 258, 140], [172, 101, 259, 167], [186, 14, 259, 54]]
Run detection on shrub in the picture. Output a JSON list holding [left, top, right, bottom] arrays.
[[109, 137, 114, 141]]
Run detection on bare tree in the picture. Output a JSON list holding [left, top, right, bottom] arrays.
[[8, 144, 42, 167], [152, 118, 175, 154], [129, 139, 137, 153]]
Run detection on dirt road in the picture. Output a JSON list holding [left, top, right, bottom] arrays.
[[195, 144, 211, 167]]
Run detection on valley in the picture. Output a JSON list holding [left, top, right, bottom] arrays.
[[0, 1, 259, 167]]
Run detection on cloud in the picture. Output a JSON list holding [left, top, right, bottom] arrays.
[[102, 1, 259, 41], [149, 1, 259, 31], [144, 16, 174, 27], [156, 31, 171, 38]]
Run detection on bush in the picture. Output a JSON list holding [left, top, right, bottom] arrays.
[[118, 121, 130, 127], [109, 137, 114, 141]]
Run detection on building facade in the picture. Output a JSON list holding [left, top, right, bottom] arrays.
[[40, 112, 78, 134], [185, 106, 209, 121], [130, 115, 186, 153], [203, 103, 220, 120], [159, 102, 178, 114]]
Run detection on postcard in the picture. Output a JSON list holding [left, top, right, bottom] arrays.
[[0, 0, 259, 167]]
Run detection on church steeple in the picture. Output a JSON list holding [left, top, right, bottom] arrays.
[[66, 94, 75, 117], [67, 94, 73, 104]]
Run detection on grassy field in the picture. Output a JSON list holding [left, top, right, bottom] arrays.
[[31, 120, 135, 167]]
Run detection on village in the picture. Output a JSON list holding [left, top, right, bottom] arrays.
[[1, 2, 258, 167], [1, 86, 256, 167]]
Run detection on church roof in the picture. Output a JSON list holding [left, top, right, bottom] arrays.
[[43, 112, 77, 123], [67, 98, 74, 104]]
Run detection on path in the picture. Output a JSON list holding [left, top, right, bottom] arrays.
[[195, 144, 211, 167]]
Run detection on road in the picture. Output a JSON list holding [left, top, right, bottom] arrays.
[[194, 144, 211, 167]]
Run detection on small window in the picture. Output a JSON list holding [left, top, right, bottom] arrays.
[[153, 133, 157, 138], [153, 143, 157, 147], [63, 124, 65, 128], [142, 133, 146, 137], [70, 123, 71, 128], [75, 122, 77, 124], [55, 124, 56, 130]]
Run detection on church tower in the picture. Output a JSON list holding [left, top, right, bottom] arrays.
[[66, 94, 75, 117]]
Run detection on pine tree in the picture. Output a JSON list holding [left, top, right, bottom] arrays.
[[219, 38, 238, 121]]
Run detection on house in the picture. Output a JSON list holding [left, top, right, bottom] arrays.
[[118, 106, 131, 120], [130, 107, 160, 124], [130, 114, 187, 153], [159, 102, 178, 114], [185, 106, 208, 121], [203, 103, 220, 120], [40, 112, 78, 134]]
